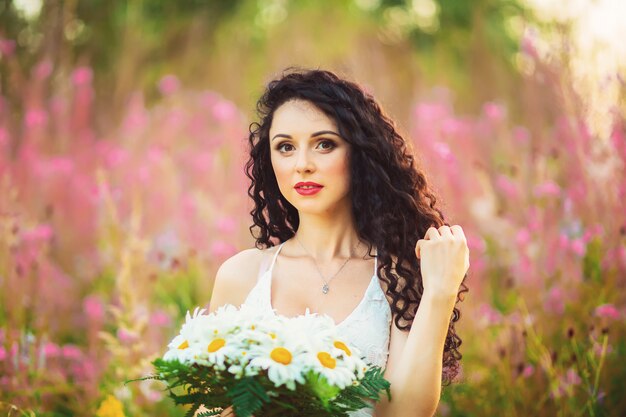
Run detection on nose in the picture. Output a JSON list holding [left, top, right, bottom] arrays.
[[294, 148, 315, 174]]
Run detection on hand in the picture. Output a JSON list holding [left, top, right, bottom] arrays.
[[217, 405, 255, 417], [220, 406, 235, 417], [194, 405, 240, 417], [415, 225, 469, 299]]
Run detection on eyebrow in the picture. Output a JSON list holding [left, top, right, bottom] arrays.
[[271, 130, 341, 142]]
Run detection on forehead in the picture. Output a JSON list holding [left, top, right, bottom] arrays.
[[270, 99, 338, 135]]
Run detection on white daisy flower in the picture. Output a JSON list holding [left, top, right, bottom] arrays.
[[331, 339, 366, 377], [247, 341, 307, 390], [282, 310, 335, 351], [163, 307, 209, 363], [304, 349, 357, 389]]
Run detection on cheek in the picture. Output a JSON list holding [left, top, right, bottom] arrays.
[[271, 157, 291, 188], [324, 155, 351, 188]]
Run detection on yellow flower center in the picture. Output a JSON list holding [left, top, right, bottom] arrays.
[[178, 340, 189, 350], [208, 338, 226, 353], [270, 347, 292, 365], [250, 324, 256, 330], [317, 352, 336, 369], [269, 332, 276, 339], [334, 341, 351, 356]]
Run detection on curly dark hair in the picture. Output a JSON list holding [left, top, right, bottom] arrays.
[[244, 66, 468, 386]]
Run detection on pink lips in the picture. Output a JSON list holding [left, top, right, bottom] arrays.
[[294, 181, 323, 196]]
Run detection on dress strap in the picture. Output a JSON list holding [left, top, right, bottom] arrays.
[[268, 241, 286, 274], [373, 247, 378, 276]]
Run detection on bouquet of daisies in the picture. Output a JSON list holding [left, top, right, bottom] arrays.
[[132, 304, 391, 417]]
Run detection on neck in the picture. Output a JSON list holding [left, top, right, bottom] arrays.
[[291, 210, 365, 262]]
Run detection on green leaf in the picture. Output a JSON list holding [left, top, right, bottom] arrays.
[[227, 377, 272, 417], [305, 371, 341, 406]]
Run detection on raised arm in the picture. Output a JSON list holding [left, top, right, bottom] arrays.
[[375, 225, 469, 417]]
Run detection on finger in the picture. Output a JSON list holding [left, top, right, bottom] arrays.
[[438, 225, 454, 238], [424, 226, 441, 240], [450, 225, 466, 241], [415, 239, 431, 258]]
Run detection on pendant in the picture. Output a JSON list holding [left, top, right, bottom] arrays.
[[322, 283, 329, 294]]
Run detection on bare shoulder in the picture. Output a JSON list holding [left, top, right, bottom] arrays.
[[208, 246, 276, 312]]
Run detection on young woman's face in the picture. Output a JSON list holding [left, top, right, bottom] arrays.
[[269, 99, 351, 215]]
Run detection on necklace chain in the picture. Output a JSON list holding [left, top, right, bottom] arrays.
[[294, 234, 360, 295]]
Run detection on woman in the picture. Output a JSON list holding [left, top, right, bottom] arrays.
[[207, 68, 469, 417]]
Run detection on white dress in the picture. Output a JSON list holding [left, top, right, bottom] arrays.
[[242, 241, 393, 417]]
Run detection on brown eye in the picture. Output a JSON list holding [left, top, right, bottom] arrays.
[[276, 142, 294, 153], [317, 140, 336, 150]]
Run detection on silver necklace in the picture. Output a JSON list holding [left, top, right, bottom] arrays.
[[294, 235, 360, 294]]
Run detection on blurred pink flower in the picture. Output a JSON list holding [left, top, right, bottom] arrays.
[[466, 234, 485, 252], [49, 157, 74, 174], [0, 127, 7, 147], [593, 341, 613, 357], [164, 109, 185, 130], [146, 390, 163, 403], [22, 224, 53, 242], [0, 346, 6, 361], [210, 240, 237, 258], [432, 141, 454, 162], [544, 286, 565, 315], [159, 75, 180, 96], [147, 147, 164, 163], [0, 39, 16, 56], [122, 93, 149, 131], [594, 304, 621, 320], [72, 67, 93, 86], [512, 126, 530, 144], [181, 194, 196, 219], [527, 206, 541, 232], [533, 181, 561, 198], [476, 303, 502, 326], [62, 345, 82, 360], [564, 368, 581, 386], [117, 328, 139, 344], [215, 216, 237, 234], [137, 165, 150, 183], [482, 102, 506, 123], [522, 364, 534, 378], [83, 295, 105, 322], [43, 342, 61, 358], [212, 100, 237, 122], [513, 255, 534, 284], [515, 228, 531, 246], [551, 367, 582, 399], [24, 109, 48, 127], [75, 357, 98, 381], [495, 175, 519, 200], [558, 233, 570, 250], [33, 60, 53, 80], [520, 28, 539, 58], [191, 152, 214, 173], [570, 238, 586, 257], [104, 147, 129, 168], [582, 224, 603, 243], [149, 310, 172, 327], [441, 118, 464, 136], [414, 102, 449, 121]]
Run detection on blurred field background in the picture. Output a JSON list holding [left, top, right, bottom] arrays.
[[1, 0, 625, 416]]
